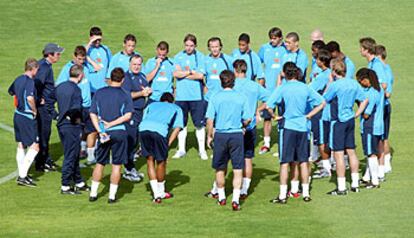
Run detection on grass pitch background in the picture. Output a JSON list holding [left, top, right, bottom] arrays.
[[0, 0, 413, 237]]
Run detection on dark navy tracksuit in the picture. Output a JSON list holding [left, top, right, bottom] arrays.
[[121, 71, 148, 170], [34, 58, 56, 169], [55, 80, 84, 186]]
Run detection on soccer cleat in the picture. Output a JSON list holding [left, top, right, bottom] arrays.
[[89, 196, 98, 202], [79, 150, 87, 158], [199, 151, 208, 160], [327, 189, 348, 196], [26, 175, 36, 183], [44, 163, 56, 172], [172, 150, 186, 159], [287, 191, 301, 198], [240, 193, 248, 200], [359, 179, 370, 186], [350, 187, 360, 193], [123, 168, 144, 182], [75, 184, 91, 192], [270, 196, 287, 204], [258, 146, 270, 155], [312, 169, 331, 179], [61, 188, 81, 195], [152, 197, 162, 204], [232, 201, 241, 211], [217, 199, 227, 206], [162, 192, 174, 200], [303, 196, 312, 202], [204, 192, 218, 199], [17, 177, 37, 188], [365, 183, 380, 189], [378, 177, 386, 182], [108, 198, 117, 204]]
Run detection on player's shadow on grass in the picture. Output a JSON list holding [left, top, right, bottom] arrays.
[[31, 141, 64, 180], [144, 170, 190, 194], [249, 166, 277, 195], [97, 174, 135, 200]]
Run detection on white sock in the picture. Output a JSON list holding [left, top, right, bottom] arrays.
[[290, 180, 299, 193], [279, 184, 288, 199], [241, 177, 251, 195], [90, 180, 100, 197], [302, 183, 310, 197], [378, 165, 385, 178], [16, 148, 25, 178], [368, 157, 379, 185], [362, 165, 371, 181], [61, 185, 70, 191], [308, 176, 312, 184], [232, 188, 241, 203], [150, 180, 159, 198], [311, 145, 319, 160], [195, 127, 206, 153], [177, 127, 187, 153], [264, 136, 271, 148], [322, 159, 332, 172], [218, 187, 225, 201], [337, 177, 346, 191], [87, 147, 95, 162], [81, 141, 87, 152], [158, 181, 166, 198], [22, 148, 37, 177], [109, 183, 118, 200], [351, 173, 359, 188], [384, 153, 392, 170], [211, 181, 218, 194]]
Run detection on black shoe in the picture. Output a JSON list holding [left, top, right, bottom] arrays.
[[17, 177, 37, 187], [108, 198, 117, 204], [270, 196, 287, 204], [240, 193, 248, 201], [303, 196, 312, 202], [35, 165, 49, 172], [359, 179, 370, 186], [61, 187, 81, 195], [26, 175, 37, 182], [44, 163, 56, 171], [350, 187, 360, 193], [365, 183, 380, 189], [89, 196, 98, 202], [327, 189, 348, 196], [75, 184, 91, 192]]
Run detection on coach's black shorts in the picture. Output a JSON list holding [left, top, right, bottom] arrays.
[[383, 104, 391, 140], [96, 130, 128, 165], [14, 113, 38, 147], [279, 128, 309, 164], [140, 131, 168, 162], [175, 100, 206, 128], [244, 128, 256, 158], [212, 132, 244, 170], [329, 119, 356, 152]]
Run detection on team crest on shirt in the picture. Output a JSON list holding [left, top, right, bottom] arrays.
[[273, 58, 280, 63], [212, 69, 218, 74], [160, 72, 166, 76], [185, 66, 190, 70], [97, 58, 102, 63]]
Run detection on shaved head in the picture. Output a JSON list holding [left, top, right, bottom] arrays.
[[310, 29, 324, 42]]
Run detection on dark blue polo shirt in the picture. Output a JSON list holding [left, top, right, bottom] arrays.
[[121, 70, 148, 110], [34, 58, 55, 106], [8, 74, 37, 119], [55, 80, 82, 127]]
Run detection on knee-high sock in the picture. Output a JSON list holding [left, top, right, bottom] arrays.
[[177, 127, 187, 152], [195, 127, 206, 153]]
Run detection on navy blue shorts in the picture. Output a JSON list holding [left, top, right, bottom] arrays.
[[383, 104, 391, 140], [244, 128, 256, 158], [260, 108, 273, 121], [212, 132, 244, 170], [140, 131, 168, 162], [14, 113, 38, 147], [361, 130, 381, 156], [175, 100, 206, 128], [95, 130, 128, 165], [311, 111, 324, 145], [329, 119, 356, 151], [279, 128, 309, 164], [82, 107, 95, 134], [323, 121, 330, 145]]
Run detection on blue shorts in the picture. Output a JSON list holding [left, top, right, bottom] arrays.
[[175, 100, 206, 128], [383, 104, 391, 140], [330, 119, 356, 151], [361, 130, 381, 156], [279, 128, 309, 164], [140, 131, 168, 162], [311, 111, 325, 145], [82, 107, 95, 134], [14, 113, 38, 147], [212, 132, 244, 170], [260, 108, 274, 121], [96, 130, 128, 165], [244, 128, 256, 158]]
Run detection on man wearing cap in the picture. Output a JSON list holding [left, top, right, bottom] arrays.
[[34, 43, 64, 172]]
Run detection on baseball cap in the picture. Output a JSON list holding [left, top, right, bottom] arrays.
[[43, 43, 64, 54]]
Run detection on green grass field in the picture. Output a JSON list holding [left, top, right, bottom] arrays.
[[1, 0, 413, 237]]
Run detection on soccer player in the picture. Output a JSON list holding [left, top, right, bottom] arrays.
[[232, 33, 264, 82], [310, 29, 324, 43], [326, 41, 355, 79], [34, 43, 64, 172], [356, 68, 384, 189], [121, 54, 151, 182], [257, 27, 286, 155], [360, 37, 389, 180], [139, 92, 183, 203], [309, 40, 326, 82], [8, 58, 40, 187], [204, 37, 234, 102], [233, 60, 269, 199], [56, 46, 96, 166], [172, 34, 208, 160], [55, 65, 90, 194], [278, 32, 308, 84], [145, 41, 175, 102], [206, 70, 251, 211], [89, 68, 133, 203], [85, 26, 112, 93], [261, 62, 325, 204], [309, 49, 333, 179], [324, 59, 368, 195], [106, 34, 142, 78]]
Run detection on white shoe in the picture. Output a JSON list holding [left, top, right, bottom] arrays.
[[172, 150, 186, 159], [199, 151, 208, 160]]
